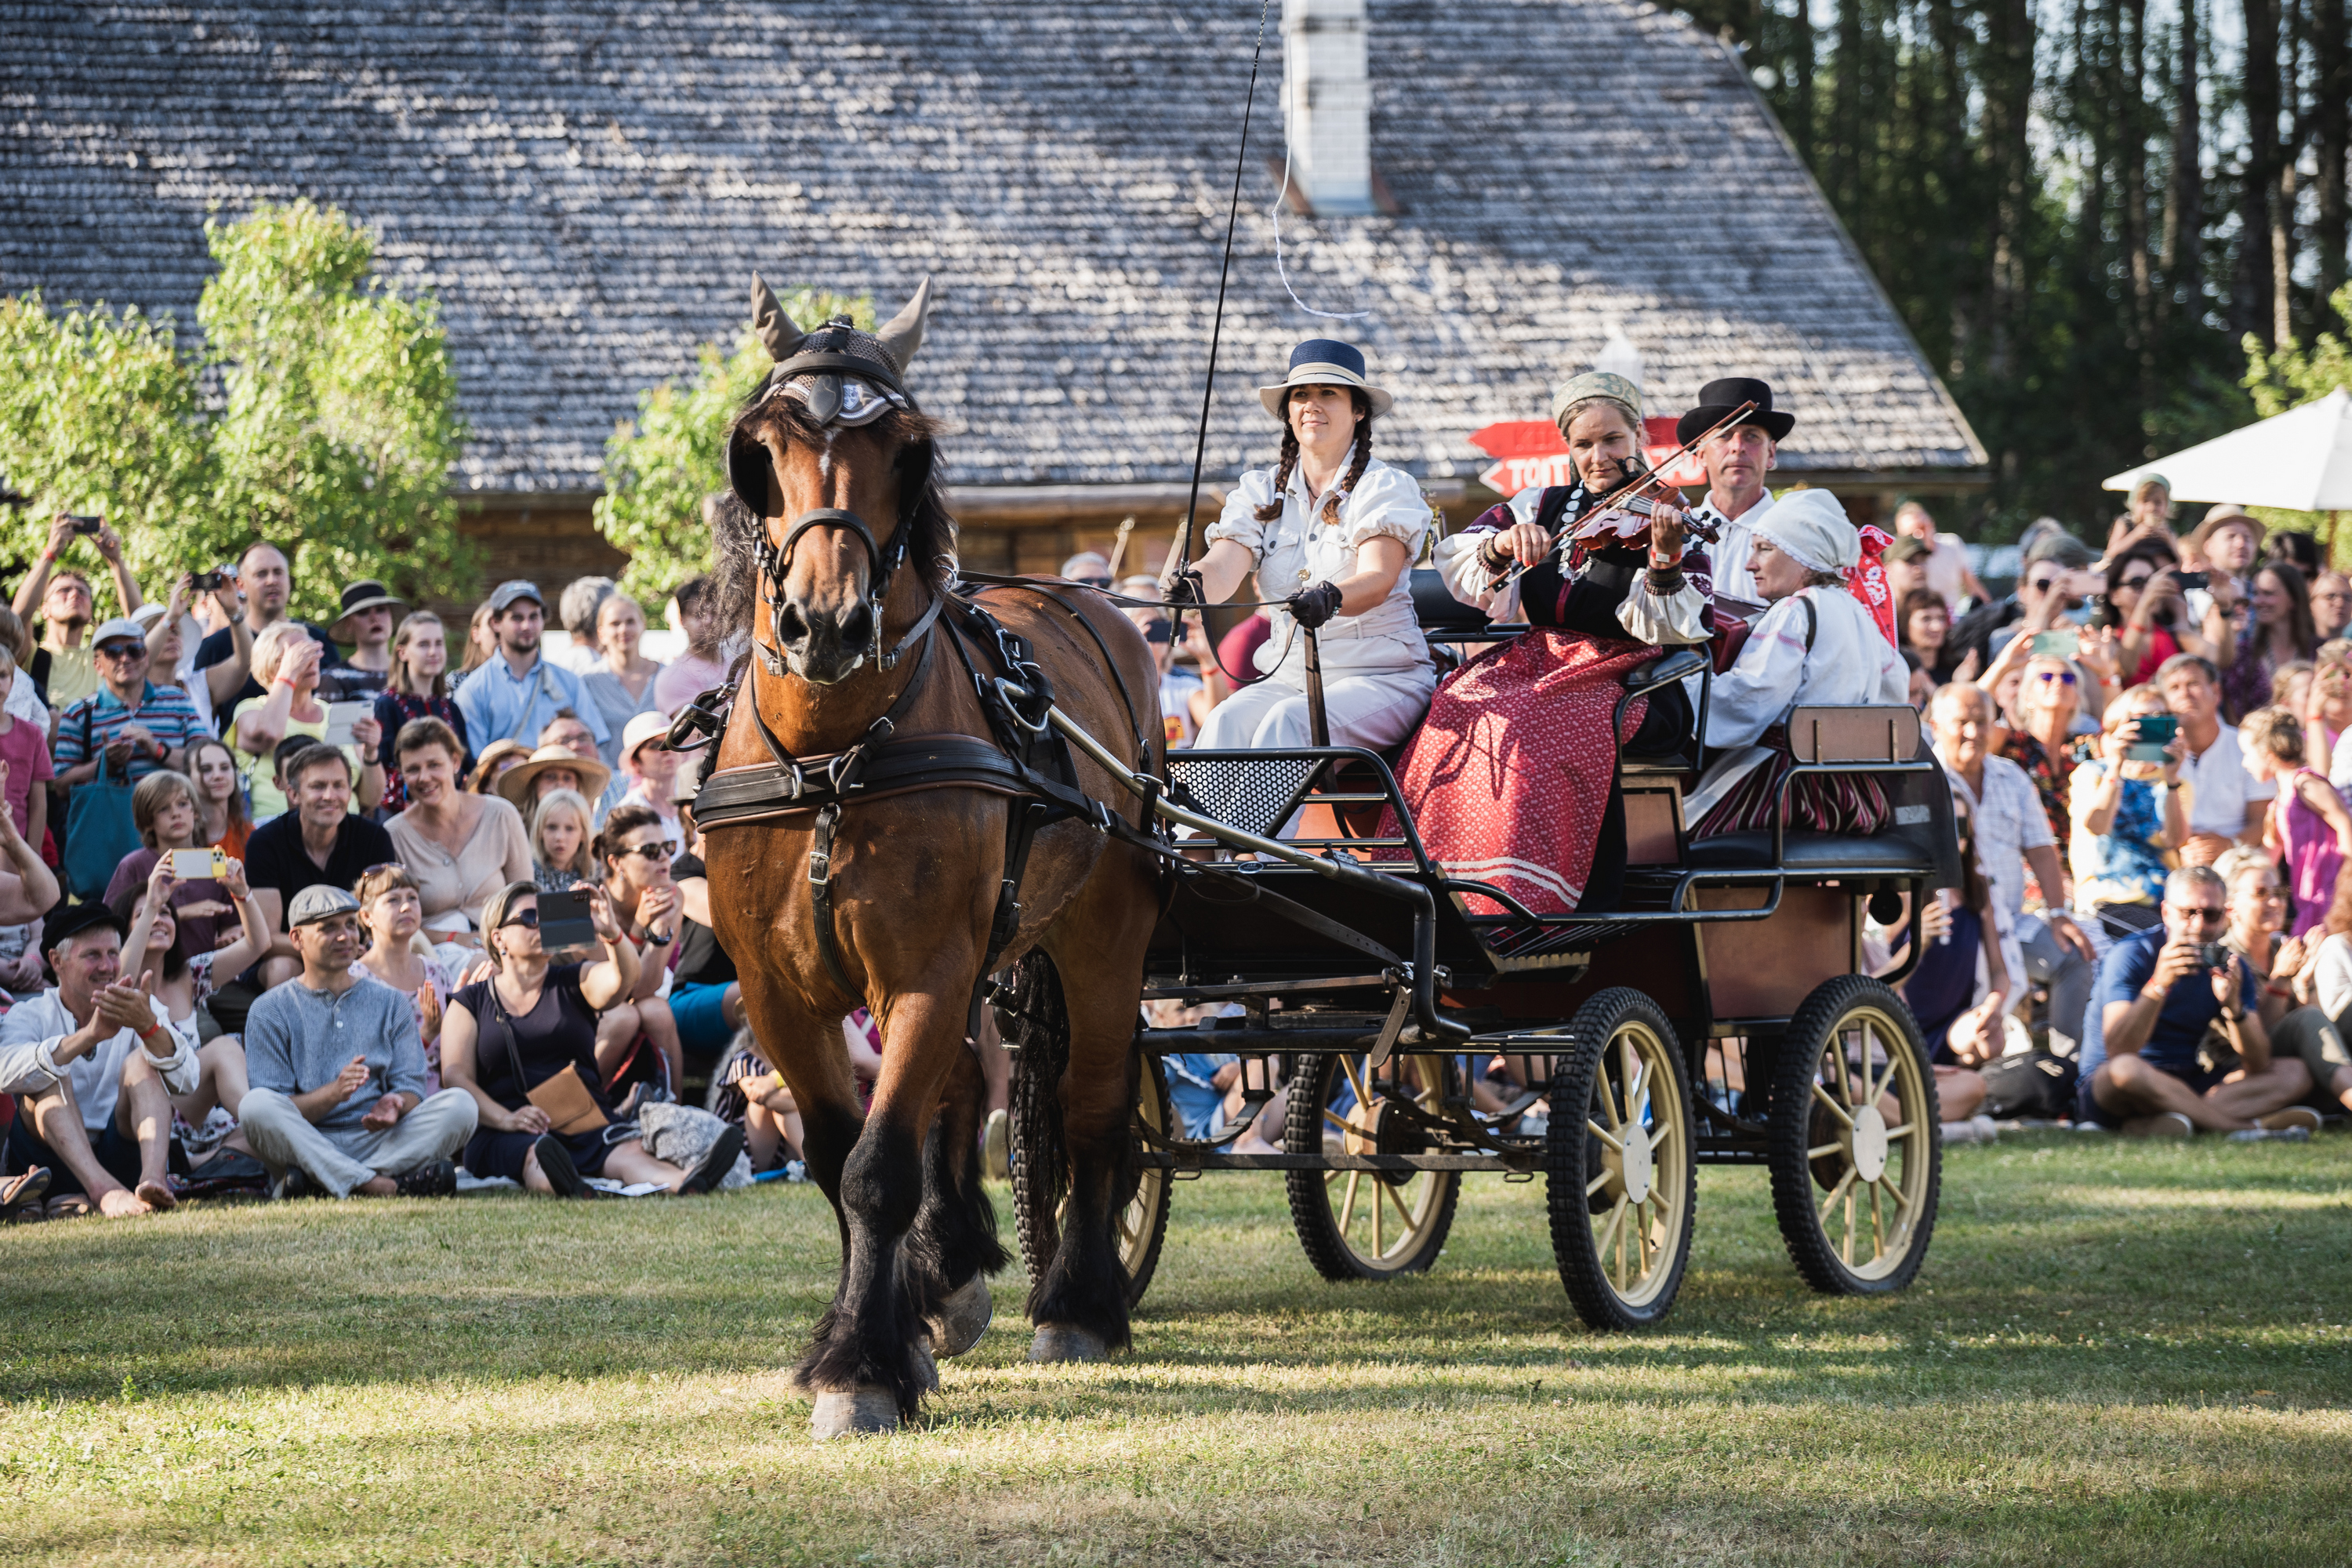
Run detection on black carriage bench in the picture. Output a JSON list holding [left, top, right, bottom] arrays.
[[1005, 564, 1963, 1335]]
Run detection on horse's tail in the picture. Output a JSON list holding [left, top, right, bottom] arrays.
[[1003, 950, 1073, 1308]]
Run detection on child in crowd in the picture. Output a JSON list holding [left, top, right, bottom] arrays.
[[529, 789, 598, 892], [2239, 705, 2352, 938], [0, 645, 51, 847]]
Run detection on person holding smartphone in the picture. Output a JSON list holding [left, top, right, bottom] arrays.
[[2070, 687, 2189, 938]]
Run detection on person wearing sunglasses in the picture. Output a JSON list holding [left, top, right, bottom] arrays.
[[52, 617, 206, 791], [589, 804, 685, 1093], [1058, 550, 1115, 593], [2075, 863, 2318, 1136]]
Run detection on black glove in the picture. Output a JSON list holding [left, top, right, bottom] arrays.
[[1163, 568, 1207, 610], [1287, 580, 1345, 630]]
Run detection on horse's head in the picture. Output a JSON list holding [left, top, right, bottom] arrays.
[[726, 276, 946, 685]]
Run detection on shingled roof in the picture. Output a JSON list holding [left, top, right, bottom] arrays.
[[0, 0, 1987, 497]]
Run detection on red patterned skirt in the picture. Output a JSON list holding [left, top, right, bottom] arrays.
[[1374, 631, 1660, 915], [1688, 724, 1892, 840]]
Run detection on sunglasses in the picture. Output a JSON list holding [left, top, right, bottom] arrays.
[[2165, 904, 2228, 924], [2031, 669, 2078, 685], [499, 908, 544, 930], [1073, 575, 1113, 590], [96, 642, 147, 660], [2118, 575, 2153, 590], [2027, 576, 2060, 593], [614, 840, 679, 862]]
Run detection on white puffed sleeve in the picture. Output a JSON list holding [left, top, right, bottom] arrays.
[[1615, 575, 1711, 645], [1704, 593, 1813, 748], [1338, 463, 1432, 554], [1202, 468, 1278, 560]]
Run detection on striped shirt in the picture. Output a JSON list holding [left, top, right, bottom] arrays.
[[53, 681, 206, 782]]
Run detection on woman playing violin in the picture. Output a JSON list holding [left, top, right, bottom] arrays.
[[1378, 372, 1711, 915]]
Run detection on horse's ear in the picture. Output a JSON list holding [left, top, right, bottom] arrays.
[[874, 276, 933, 372], [750, 274, 805, 362]]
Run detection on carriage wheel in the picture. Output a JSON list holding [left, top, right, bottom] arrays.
[[1009, 1048, 1171, 1308], [1283, 1051, 1461, 1281], [1544, 988, 1697, 1331], [1767, 975, 1940, 1295]]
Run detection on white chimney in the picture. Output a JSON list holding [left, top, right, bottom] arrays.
[[1281, 0, 1374, 216]]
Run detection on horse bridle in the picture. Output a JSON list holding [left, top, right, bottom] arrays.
[[749, 327, 938, 678]]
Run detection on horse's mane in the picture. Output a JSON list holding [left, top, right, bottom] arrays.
[[713, 394, 957, 639]]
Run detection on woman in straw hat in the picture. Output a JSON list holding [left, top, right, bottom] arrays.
[[1689, 488, 1910, 838], [1377, 369, 1715, 915], [1173, 339, 1436, 752]]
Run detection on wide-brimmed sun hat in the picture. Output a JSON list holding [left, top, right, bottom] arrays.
[[1257, 338, 1394, 419], [619, 710, 674, 763], [494, 745, 613, 811]]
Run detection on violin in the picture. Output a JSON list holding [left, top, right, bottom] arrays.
[[1561, 457, 1719, 548]]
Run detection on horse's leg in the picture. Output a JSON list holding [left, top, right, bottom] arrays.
[[905, 1032, 1006, 1358], [1029, 851, 1160, 1363]]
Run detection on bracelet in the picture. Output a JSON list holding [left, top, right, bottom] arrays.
[[136, 1022, 164, 1044]]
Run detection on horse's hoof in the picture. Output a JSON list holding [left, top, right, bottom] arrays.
[[811, 1386, 901, 1439], [927, 1274, 993, 1359], [1028, 1323, 1110, 1363]]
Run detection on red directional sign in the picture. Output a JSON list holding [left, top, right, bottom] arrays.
[[1469, 417, 1708, 495]]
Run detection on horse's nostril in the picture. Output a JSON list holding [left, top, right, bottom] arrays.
[[775, 603, 810, 645], [839, 602, 875, 651]]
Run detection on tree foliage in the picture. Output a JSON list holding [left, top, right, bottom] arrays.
[[0, 201, 470, 622], [593, 288, 869, 602], [2241, 282, 2352, 553]]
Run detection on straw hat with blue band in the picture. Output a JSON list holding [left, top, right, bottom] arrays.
[[1258, 339, 1394, 419]]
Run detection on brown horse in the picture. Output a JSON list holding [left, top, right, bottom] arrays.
[[698, 278, 1164, 1437]]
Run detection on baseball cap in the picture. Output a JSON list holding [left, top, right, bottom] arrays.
[[488, 580, 544, 614], [288, 884, 362, 928], [91, 616, 147, 650]]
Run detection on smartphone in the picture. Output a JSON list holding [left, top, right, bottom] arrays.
[[2029, 631, 2077, 658], [2125, 712, 2178, 764], [321, 700, 373, 746], [169, 848, 227, 879], [2175, 571, 2210, 591], [65, 514, 101, 535], [536, 889, 597, 951]]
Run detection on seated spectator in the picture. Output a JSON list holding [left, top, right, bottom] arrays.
[[384, 717, 530, 938], [1165, 1051, 1243, 1140], [1178, 614, 1233, 736], [2270, 898, 2352, 1118], [653, 574, 730, 714], [2071, 687, 2187, 935], [459, 600, 499, 678], [353, 863, 458, 1094], [54, 617, 207, 787], [2310, 570, 2352, 644], [2160, 654, 2273, 863], [0, 902, 188, 1217], [1995, 648, 2086, 849], [318, 580, 401, 705], [2100, 542, 2188, 688], [1900, 589, 1975, 685], [581, 593, 666, 767], [1123, 599, 1204, 748], [2271, 659, 2315, 717], [1931, 683, 2096, 1057], [103, 770, 234, 962], [232, 622, 384, 822], [0, 760, 61, 927], [186, 737, 252, 859], [468, 738, 530, 795], [670, 831, 742, 1069], [1058, 550, 1113, 589], [140, 572, 249, 731], [2236, 705, 2352, 937], [115, 855, 267, 1168], [191, 543, 342, 718], [2078, 865, 2318, 1135], [0, 644, 51, 850], [529, 789, 597, 892], [455, 581, 610, 761], [2104, 474, 2176, 561], [0, 607, 52, 742], [1881, 534, 1931, 608], [440, 880, 740, 1196], [1216, 609, 1272, 690], [612, 712, 682, 839], [13, 514, 144, 710], [373, 612, 471, 813], [554, 575, 615, 676], [238, 886, 475, 1199], [495, 737, 614, 822], [1892, 499, 1988, 611], [593, 804, 685, 1088], [243, 743, 398, 985], [2220, 562, 2318, 723], [2304, 656, 2352, 775], [1948, 531, 2096, 673]]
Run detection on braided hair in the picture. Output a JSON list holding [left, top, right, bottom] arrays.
[[1253, 388, 1374, 525]]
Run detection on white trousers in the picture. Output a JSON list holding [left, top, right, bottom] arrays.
[[239, 1087, 478, 1198], [1196, 662, 1436, 753]]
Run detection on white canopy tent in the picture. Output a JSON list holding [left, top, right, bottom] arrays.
[[2103, 387, 2352, 511]]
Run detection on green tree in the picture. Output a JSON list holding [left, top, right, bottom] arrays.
[[594, 288, 868, 602], [0, 294, 213, 616], [201, 201, 471, 620]]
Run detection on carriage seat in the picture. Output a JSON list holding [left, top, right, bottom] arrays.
[[1620, 648, 1708, 765], [1410, 566, 1528, 643]]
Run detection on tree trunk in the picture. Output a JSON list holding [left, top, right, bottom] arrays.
[[2122, 0, 2157, 427], [2161, 0, 2203, 318], [2319, 0, 2348, 308], [1985, 0, 2036, 378], [2237, 0, 2281, 343]]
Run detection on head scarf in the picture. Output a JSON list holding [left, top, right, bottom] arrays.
[[1550, 371, 1642, 433], [1756, 489, 1900, 647]]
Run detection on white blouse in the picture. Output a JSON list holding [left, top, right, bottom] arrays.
[[1205, 449, 1432, 676], [1688, 491, 1775, 607], [1431, 485, 1711, 646], [1704, 585, 1909, 748]]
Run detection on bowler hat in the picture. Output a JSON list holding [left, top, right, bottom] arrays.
[[1258, 339, 1394, 419], [1675, 376, 1795, 446]]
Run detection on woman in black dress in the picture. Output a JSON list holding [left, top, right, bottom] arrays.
[[440, 880, 743, 1196]]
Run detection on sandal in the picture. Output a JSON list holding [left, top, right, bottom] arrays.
[[532, 1136, 590, 1199], [44, 1192, 93, 1220], [675, 1125, 746, 1195], [1, 1167, 50, 1221]]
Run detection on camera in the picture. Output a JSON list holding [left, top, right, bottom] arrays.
[[191, 565, 235, 592], [65, 514, 101, 535], [2198, 941, 2233, 971]]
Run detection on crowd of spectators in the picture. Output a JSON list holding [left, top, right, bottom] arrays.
[[0, 524, 756, 1220]]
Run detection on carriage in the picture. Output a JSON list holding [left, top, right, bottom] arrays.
[[1007, 568, 1964, 1331]]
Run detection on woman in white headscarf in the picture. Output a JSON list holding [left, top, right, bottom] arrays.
[[1690, 488, 1910, 838]]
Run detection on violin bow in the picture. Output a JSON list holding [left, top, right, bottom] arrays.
[[1486, 400, 1760, 593]]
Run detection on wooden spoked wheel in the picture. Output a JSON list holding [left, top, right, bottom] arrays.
[[1545, 988, 1696, 1331], [1767, 975, 1940, 1295], [1009, 1049, 1172, 1308], [1283, 1051, 1461, 1281]]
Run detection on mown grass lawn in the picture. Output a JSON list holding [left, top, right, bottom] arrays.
[[0, 1132, 2347, 1566]]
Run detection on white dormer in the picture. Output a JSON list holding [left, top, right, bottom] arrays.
[[1281, 0, 1374, 216]]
